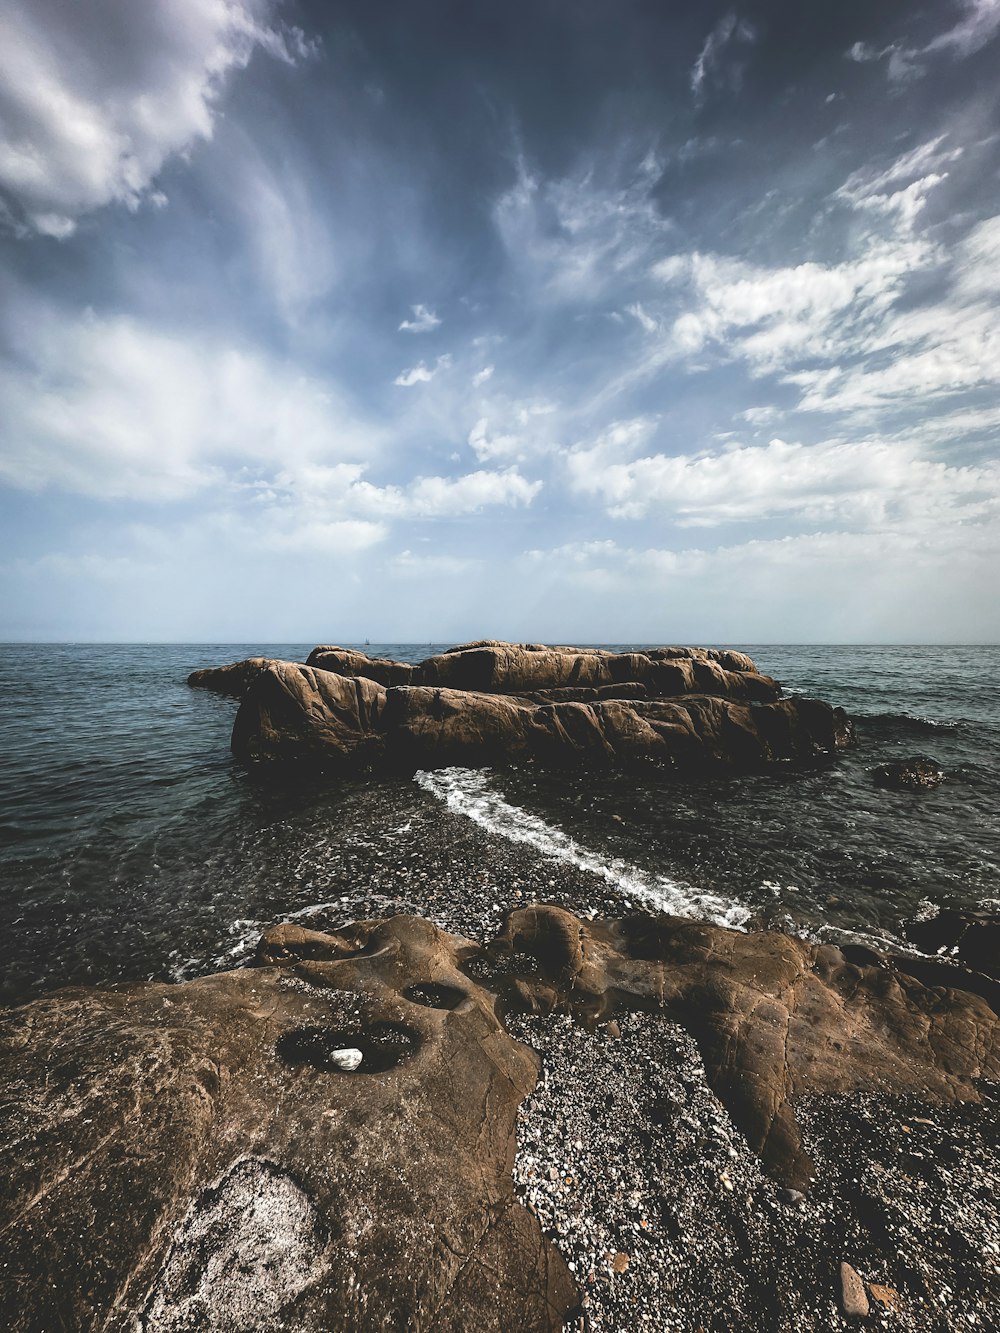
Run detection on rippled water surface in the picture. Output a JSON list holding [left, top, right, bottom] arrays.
[[1, 643, 997, 1004]]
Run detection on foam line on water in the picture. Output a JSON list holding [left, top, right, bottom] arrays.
[[416, 767, 751, 930]]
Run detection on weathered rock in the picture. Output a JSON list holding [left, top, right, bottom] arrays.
[[231, 662, 851, 772], [838, 1261, 870, 1318], [416, 643, 780, 702], [208, 642, 777, 701], [0, 915, 577, 1333], [306, 646, 419, 687], [231, 661, 387, 766], [186, 656, 279, 698], [490, 905, 1000, 1188], [3, 905, 999, 1329], [872, 755, 944, 790]]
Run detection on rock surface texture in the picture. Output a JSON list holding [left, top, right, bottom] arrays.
[[191, 642, 852, 772], [0, 915, 575, 1333], [2, 906, 998, 1331]]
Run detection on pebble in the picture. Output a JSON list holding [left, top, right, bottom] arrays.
[[329, 1047, 363, 1072]]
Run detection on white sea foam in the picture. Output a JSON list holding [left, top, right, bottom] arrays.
[[416, 767, 751, 930]]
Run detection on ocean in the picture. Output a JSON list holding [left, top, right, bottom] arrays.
[[1, 643, 997, 1007]]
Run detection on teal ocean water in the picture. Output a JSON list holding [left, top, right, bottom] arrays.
[[1, 644, 997, 1004]]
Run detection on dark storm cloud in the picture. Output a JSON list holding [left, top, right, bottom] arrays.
[[0, 0, 997, 641]]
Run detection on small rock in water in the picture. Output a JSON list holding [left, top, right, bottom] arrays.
[[329, 1047, 363, 1072], [838, 1261, 870, 1318], [872, 755, 944, 791]]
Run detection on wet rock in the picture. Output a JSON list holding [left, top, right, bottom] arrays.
[[493, 905, 1000, 1188], [6, 906, 994, 1330], [872, 755, 944, 790], [904, 908, 1000, 981], [0, 915, 577, 1333], [838, 1261, 870, 1318]]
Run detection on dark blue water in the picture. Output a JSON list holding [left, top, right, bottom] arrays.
[[1, 644, 997, 1005]]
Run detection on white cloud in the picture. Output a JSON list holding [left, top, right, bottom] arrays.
[[264, 462, 542, 521], [393, 354, 452, 387], [390, 549, 482, 577], [0, 0, 310, 236], [472, 365, 494, 386], [515, 522, 1000, 643], [398, 303, 442, 333], [565, 432, 1000, 528], [845, 1, 1000, 85], [691, 12, 757, 101], [0, 305, 374, 500], [626, 302, 658, 333], [923, 0, 1000, 58], [834, 136, 960, 230], [492, 155, 671, 303]]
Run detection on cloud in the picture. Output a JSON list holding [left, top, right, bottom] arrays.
[[472, 365, 494, 386], [398, 303, 442, 333], [0, 0, 310, 237], [691, 12, 757, 101], [923, 0, 1000, 58], [394, 354, 452, 387], [516, 521, 1000, 643], [565, 431, 999, 528], [834, 136, 960, 230], [492, 155, 670, 303], [626, 302, 658, 333], [263, 462, 542, 521], [0, 304, 374, 500], [845, 1, 1000, 85]]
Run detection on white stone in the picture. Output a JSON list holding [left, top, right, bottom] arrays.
[[330, 1048, 363, 1072]]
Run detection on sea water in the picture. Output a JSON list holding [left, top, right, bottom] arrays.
[[1, 643, 997, 1004]]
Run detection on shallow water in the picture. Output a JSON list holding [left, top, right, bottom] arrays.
[[1, 643, 997, 1004]]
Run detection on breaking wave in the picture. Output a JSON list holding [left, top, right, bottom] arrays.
[[416, 766, 751, 930]]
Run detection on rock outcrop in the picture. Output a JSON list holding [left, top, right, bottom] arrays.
[[187, 656, 279, 698], [221, 656, 850, 772], [3, 906, 997, 1330], [0, 915, 576, 1333], [488, 905, 1000, 1189], [305, 641, 776, 700]]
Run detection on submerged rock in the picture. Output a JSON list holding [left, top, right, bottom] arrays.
[[904, 908, 1000, 980], [872, 755, 944, 790]]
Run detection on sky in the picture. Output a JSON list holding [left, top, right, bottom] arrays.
[[0, 0, 998, 643]]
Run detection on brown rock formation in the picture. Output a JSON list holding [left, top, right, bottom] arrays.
[[302, 641, 776, 700], [230, 662, 386, 767], [0, 915, 576, 1333], [229, 661, 850, 771], [490, 905, 1000, 1189], [306, 646, 419, 687], [186, 656, 280, 697]]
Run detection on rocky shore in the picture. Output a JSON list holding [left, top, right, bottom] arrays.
[[1, 644, 996, 1331]]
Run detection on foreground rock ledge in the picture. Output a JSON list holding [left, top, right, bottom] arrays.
[[2, 907, 997, 1332], [190, 642, 851, 771]]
